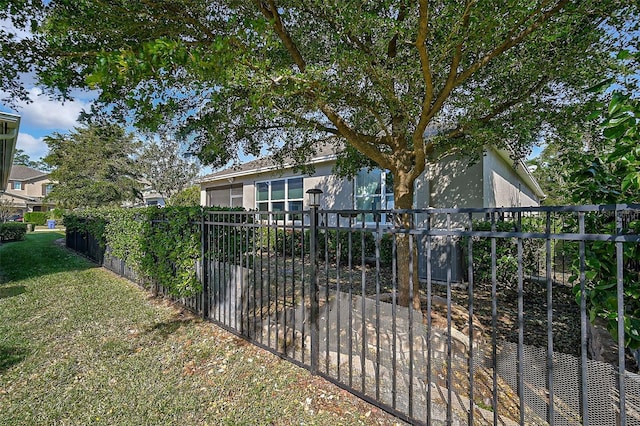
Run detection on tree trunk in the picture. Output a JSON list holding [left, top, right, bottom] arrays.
[[393, 172, 421, 311]]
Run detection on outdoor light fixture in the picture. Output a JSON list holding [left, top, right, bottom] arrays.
[[306, 188, 323, 207]]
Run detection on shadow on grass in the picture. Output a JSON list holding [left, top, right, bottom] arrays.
[[146, 317, 196, 339], [0, 285, 26, 299], [0, 344, 28, 372], [0, 233, 99, 282]]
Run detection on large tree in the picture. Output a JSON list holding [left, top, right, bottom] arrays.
[[43, 123, 142, 208], [12, 0, 638, 308]]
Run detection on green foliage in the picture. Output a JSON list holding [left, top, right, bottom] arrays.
[[568, 92, 640, 349], [167, 185, 201, 207], [466, 218, 544, 286], [43, 123, 142, 208], [138, 137, 199, 201], [24, 212, 48, 226], [0, 222, 27, 241], [65, 206, 246, 297], [318, 230, 393, 267]]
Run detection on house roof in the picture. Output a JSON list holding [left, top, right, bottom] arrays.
[[200, 143, 545, 199], [0, 112, 20, 191], [199, 143, 338, 183], [9, 164, 49, 181]]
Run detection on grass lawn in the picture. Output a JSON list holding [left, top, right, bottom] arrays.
[[0, 233, 402, 425]]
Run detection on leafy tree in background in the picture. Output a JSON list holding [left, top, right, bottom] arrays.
[[12, 148, 51, 172], [43, 123, 142, 208], [168, 185, 201, 207], [138, 136, 199, 203], [5, 0, 638, 307]]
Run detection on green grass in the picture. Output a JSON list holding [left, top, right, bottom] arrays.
[[0, 233, 401, 425]]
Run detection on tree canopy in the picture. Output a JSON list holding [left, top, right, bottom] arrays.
[[27, 2, 635, 202], [5, 0, 638, 308], [43, 123, 141, 208]]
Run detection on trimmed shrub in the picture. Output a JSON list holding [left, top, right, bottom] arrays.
[[0, 222, 27, 241], [24, 212, 48, 226]]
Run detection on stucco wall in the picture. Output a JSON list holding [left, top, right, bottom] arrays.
[[427, 155, 484, 208], [483, 150, 539, 207], [201, 161, 353, 210]]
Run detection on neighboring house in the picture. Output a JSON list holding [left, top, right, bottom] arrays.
[[200, 144, 545, 283], [199, 144, 544, 214], [0, 113, 20, 192], [0, 165, 56, 215]]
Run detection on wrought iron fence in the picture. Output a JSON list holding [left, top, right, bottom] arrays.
[[67, 205, 640, 425]]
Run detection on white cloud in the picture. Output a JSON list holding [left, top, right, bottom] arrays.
[[16, 132, 48, 160], [15, 87, 91, 131]]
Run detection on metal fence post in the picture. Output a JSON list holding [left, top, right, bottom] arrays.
[[201, 210, 210, 320], [309, 205, 320, 374]]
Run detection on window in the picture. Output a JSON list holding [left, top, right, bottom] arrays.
[[12, 181, 22, 190], [42, 183, 54, 196], [206, 184, 243, 208], [256, 177, 303, 222], [355, 169, 394, 223]]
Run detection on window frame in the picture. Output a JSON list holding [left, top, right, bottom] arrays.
[[354, 168, 395, 224], [255, 176, 304, 224]]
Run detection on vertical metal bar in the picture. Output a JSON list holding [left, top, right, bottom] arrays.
[[517, 211, 525, 426], [375, 216, 381, 401], [325, 213, 330, 374], [361, 217, 367, 393], [267, 218, 272, 348], [260, 213, 265, 345], [252, 215, 258, 342], [491, 212, 498, 426], [275, 216, 280, 352], [392, 230, 398, 411], [201, 212, 210, 320], [282, 216, 287, 353], [446, 212, 452, 424], [426, 213, 433, 425], [546, 211, 555, 424], [291, 215, 297, 360], [408, 230, 415, 418], [309, 206, 320, 375], [616, 210, 627, 426], [348, 216, 354, 388], [579, 212, 589, 425], [336, 216, 342, 381], [301, 214, 306, 364], [467, 212, 475, 425]]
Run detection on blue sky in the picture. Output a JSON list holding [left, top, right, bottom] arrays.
[[0, 88, 94, 161]]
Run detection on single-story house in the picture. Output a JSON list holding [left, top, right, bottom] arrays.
[[200, 144, 544, 283], [0, 165, 57, 215], [0, 113, 20, 192], [199, 144, 544, 214]]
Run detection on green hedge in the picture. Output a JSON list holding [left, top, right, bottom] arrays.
[[64, 206, 244, 297], [0, 222, 27, 241], [24, 212, 48, 226]]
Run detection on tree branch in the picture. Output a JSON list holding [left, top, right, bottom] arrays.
[[455, 0, 568, 86], [254, 0, 307, 72], [446, 75, 550, 138]]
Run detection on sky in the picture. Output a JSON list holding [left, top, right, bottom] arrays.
[[0, 87, 94, 162]]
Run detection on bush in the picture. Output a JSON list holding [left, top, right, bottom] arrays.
[[0, 222, 27, 241], [24, 212, 48, 226], [318, 229, 393, 266], [465, 218, 544, 286]]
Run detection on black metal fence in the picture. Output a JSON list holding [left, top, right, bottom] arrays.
[[66, 205, 640, 426]]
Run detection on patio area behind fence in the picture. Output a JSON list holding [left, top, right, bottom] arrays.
[[67, 204, 640, 426]]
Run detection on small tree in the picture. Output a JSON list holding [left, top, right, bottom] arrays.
[[138, 136, 199, 202], [0, 198, 16, 223]]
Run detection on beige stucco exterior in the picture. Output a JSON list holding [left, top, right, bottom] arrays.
[[200, 147, 543, 212], [0, 165, 56, 215]]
